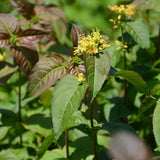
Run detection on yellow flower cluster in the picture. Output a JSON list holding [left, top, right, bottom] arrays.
[[77, 73, 86, 83], [110, 4, 136, 16], [74, 29, 110, 55]]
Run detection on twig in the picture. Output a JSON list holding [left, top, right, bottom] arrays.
[[90, 101, 98, 160], [18, 69, 22, 146], [65, 129, 69, 159]]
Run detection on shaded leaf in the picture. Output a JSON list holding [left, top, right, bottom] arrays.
[[71, 24, 84, 47], [37, 133, 55, 159], [153, 100, 160, 151], [0, 109, 18, 126], [115, 70, 148, 94], [0, 14, 20, 35], [11, 46, 39, 77], [103, 122, 136, 134], [0, 61, 18, 84], [69, 136, 93, 160], [109, 131, 152, 160], [51, 74, 88, 140], [138, 96, 156, 117], [27, 54, 66, 97], [23, 114, 52, 137], [85, 51, 111, 103], [10, 0, 35, 19], [121, 19, 150, 48]]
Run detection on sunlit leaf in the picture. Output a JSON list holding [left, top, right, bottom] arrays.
[[67, 111, 91, 128], [85, 51, 111, 103], [11, 46, 39, 77], [0, 126, 11, 140], [27, 54, 66, 97], [115, 70, 148, 94], [37, 133, 55, 159], [121, 19, 150, 48], [0, 14, 20, 35], [23, 114, 52, 137], [71, 24, 84, 47], [10, 0, 35, 20], [51, 74, 88, 140], [40, 149, 65, 160], [153, 100, 160, 151], [109, 131, 152, 160], [0, 150, 18, 160]]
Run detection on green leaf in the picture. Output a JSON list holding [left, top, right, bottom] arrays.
[[115, 70, 148, 94], [23, 114, 52, 137], [153, 100, 160, 150], [85, 51, 110, 102], [27, 54, 66, 98], [0, 150, 18, 160], [51, 74, 88, 140], [0, 126, 10, 140], [37, 133, 55, 159], [67, 111, 91, 129], [0, 109, 18, 126], [121, 19, 150, 48], [0, 62, 18, 84], [40, 149, 65, 160]]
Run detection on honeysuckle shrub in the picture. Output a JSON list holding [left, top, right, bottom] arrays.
[[0, 0, 160, 160]]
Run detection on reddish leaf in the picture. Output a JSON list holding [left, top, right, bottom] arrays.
[[67, 63, 85, 76], [17, 29, 47, 47], [11, 46, 39, 77], [34, 5, 66, 22], [0, 14, 20, 35], [27, 54, 67, 97], [71, 24, 84, 47], [0, 33, 11, 47], [10, 0, 35, 20], [109, 131, 152, 160], [34, 5, 66, 42]]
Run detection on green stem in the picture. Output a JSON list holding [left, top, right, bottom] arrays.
[[90, 101, 98, 160], [121, 26, 127, 105], [18, 69, 22, 146], [65, 129, 69, 159], [154, 24, 160, 60]]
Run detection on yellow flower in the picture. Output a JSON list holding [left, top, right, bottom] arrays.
[[77, 73, 86, 83], [0, 54, 4, 61], [74, 29, 110, 55]]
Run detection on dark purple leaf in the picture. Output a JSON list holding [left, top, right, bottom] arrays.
[[71, 24, 84, 47], [27, 54, 67, 97], [11, 46, 39, 77], [10, 0, 35, 19], [0, 33, 11, 47], [17, 29, 47, 47], [67, 63, 85, 76]]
